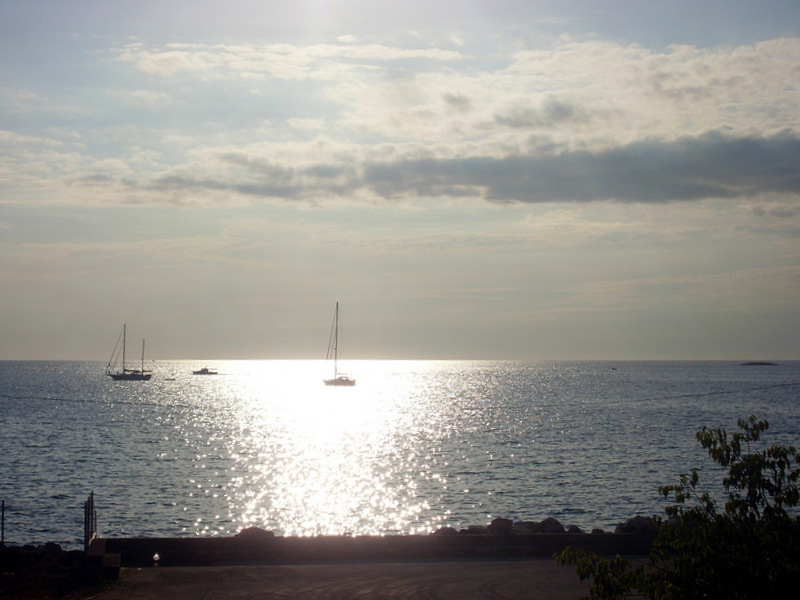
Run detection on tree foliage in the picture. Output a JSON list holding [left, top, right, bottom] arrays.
[[557, 416, 800, 599]]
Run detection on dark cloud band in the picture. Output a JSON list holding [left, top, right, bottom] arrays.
[[363, 131, 800, 203], [115, 131, 800, 205]]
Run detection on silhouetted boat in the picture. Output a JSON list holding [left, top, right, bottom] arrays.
[[192, 367, 218, 375], [323, 302, 355, 387], [106, 324, 152, 381]]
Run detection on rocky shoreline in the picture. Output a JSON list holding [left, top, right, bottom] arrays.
[[101, 516, 656, 567], [1, 516, 656, 598]]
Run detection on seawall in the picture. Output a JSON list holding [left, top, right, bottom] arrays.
[[98, 531, 654, 567]]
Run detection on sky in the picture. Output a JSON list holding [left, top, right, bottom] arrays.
[[1, 0, 799, 361]]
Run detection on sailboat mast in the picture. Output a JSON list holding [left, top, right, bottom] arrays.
[[322, 301, 354, 386], [333, 302, 339, 377], [122, 323, 127, 371], [141, 339, 146, 373]]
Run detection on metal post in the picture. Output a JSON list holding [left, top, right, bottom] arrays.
[[1, 499, 5, 585], [84, 492, 96, 552]]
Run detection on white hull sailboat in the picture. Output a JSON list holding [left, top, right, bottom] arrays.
[[323, 302, 355, 386], [106, 324, 152, 381]]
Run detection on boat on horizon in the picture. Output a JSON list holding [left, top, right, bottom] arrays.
[[323, 302, 355, 387], [192, 367, 218, 375], [105, 324, 152, 381]]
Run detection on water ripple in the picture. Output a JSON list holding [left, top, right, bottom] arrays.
[[2, 360, 799, 547]]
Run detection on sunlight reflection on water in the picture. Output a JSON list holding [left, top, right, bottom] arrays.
[[2, 359, 800, 546], [170, 360, 463, 537], [159, 359, 800, 538]]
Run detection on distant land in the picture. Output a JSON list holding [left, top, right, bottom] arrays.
[[740, 361, 779, 366]]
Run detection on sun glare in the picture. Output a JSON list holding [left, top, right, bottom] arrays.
[[205, 360, 445, 536]]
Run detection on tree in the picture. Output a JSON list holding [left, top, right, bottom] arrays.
[[556, 416, 800, 599]]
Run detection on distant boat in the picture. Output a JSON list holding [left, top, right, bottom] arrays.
[[192, 367, 218, 375], [323, 302, 355, 387], [106, 324, 152, 381]]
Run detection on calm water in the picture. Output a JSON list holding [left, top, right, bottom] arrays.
[[1, 360, 799, 548]]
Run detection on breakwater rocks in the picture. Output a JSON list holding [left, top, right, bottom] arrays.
[[442, 515, 658, 537], [0, 542, 108, 598], [95, 516, 656, 568]]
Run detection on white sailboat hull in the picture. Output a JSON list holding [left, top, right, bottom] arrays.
[[324, 375, 356, 386]]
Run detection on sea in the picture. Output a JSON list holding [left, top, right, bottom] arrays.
[[1, 360, 799, 549]]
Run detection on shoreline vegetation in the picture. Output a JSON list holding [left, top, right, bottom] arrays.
[[557, 416, 800, 599]]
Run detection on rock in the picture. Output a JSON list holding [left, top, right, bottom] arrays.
[[464, 525, 489, 535], [431, 526, 459, 536], [591, 528, 606, 535], [615, 516, 657, 535], [539, 517, 565, 533], [566, 524, 585, 534], [512, 521, 540, 534], [489, 517, 513, 535]]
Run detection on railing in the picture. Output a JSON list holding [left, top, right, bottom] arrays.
[[84, 492, 97, 552], [0, 495, 97, 553]]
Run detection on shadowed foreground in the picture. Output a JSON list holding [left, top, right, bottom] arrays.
[[97, 560, 589, 600], [88, 527, 653, 598]]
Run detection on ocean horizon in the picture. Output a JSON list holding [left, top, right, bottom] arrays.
[[2, 359, 799, 549]]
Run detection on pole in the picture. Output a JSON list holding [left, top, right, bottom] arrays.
[[84, 492, 96, 552], [1, 499, 5, 585]]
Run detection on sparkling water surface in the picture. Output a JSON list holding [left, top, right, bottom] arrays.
[[2, 360, 799, 548]]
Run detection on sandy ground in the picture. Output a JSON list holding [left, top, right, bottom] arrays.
[[95, 559, 589, 599]]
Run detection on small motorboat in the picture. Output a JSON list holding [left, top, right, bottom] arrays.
[[192, 367, 218, 375]]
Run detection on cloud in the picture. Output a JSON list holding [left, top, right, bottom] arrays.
[[87, 130, 799, 206], [0, 130, 62, 147], [493, 97, 586, 129], [366, 130, 800, 203], [114, 40, 464, 80], [442, 93, 472, 113], [5, 35, 800, 208], [108, 89, 174, 109]]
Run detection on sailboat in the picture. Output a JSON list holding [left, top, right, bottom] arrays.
[[323, 302, 355, 386], [106, 324, 152, 381]]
